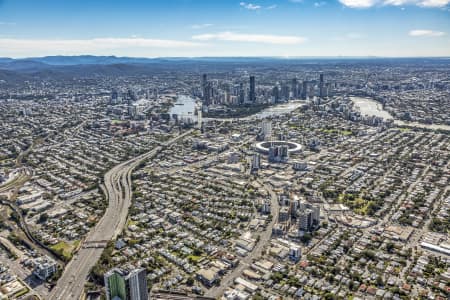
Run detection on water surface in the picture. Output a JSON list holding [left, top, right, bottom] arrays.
[[351, 97, 450, 131]]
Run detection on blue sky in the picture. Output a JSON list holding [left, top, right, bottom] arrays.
[[0, 0, 449, 57]]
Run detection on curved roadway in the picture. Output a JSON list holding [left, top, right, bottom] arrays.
[[49, 130, 192, 300], [205, 181, 279, 298]]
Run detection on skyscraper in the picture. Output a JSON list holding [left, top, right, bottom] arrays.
[[281, 85, 290, 101], [310, 205, 320, 227], [105, 269, 127, 300], [105, 268, 148, 300], [239, 82, 245, 104], [127, 88, 137, 102], [127, 269, 149, 300], [319, 73, 325, 98], [203, 82, 213, 106], [298, 209, 313, 232], [251, 153, 261, 172], [202, 74, 207, 90], [297, 202, 320, 232], [249, 75, 256, 103], [301, 81, 308, 100], [268, 145, 289, 163], [197, 109, 202, 130], [272, 86, 280, 103], [202, 74, 212, 105], [291, 78, 298, 99], [111, 89, 118, 104], [261, 120, 272, 140]]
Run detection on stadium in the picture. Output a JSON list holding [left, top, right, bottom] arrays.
[[255, 141, 302, 154]]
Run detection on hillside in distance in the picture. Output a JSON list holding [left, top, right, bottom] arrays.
[[0, 55, 449, 87]]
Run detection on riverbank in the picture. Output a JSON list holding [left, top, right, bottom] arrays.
[[204, 104, 271, 118], [350, 97, 450, 132], [170, 95, 306, 121], [205, 101, 305, 120]]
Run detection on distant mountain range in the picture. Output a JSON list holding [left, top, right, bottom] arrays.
[[0, 55, 448, 86], [1, 55, 449, 70], [0, 56, 153, 71]]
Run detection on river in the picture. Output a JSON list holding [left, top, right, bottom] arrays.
[[252, 101, 304, 119], [351, 97, 450, 131], [170, 96, 305, 121], [168, 95, 198, 118]]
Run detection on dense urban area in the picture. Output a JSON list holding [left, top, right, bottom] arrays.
[[0, 57, 449, 300]]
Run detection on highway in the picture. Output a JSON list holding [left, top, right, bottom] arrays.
[[0, 168, 32, 194], [49, 130, 192, 300], [0, 199, 64, 264], [0, 133, 38, 194], [205, 180, 279, 298]]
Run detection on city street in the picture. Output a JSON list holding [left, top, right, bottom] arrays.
[[49, 130, 192, 300]]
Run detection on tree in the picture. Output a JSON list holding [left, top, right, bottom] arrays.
[[362, 249, 376, 260], [38, 213, 49, 224], [324, 293, 336, 300], [300, 233, 312, 244], [9, 211, 19, 223], [252, 292, 264, 300], [386, 242, 395, 253], [270, 272, 284, 283], [376, 275, 384, 287], [186, 277, 194, 286]]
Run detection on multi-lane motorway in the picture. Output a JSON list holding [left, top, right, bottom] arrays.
[[49, 130, 192, 300]]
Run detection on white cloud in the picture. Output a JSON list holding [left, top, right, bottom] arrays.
[[239, 2, 277, 10], [191, 23, 213, 30], [382, 0, 408, 5], [314, 1, 327, 7], [0, 37, 204, 57], [409, 29, 446, 36], [416, 0, 450, 6], [338, 0, 378, 7], [240, 2, 262, 10], [339, 0, 450, 7], [192, 32, 307, 45]]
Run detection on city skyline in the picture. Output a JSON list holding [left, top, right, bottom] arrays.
[[0, 17, 449, 298], [0, 0, 449, 58]]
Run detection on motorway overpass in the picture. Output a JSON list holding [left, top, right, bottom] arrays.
[[49, 130, 192, 300]]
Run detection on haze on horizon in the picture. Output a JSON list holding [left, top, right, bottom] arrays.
[[0, 0, 449, 58]]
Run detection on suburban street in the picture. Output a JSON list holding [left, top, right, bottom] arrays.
[[0, 38, 449, 300], [205, 181, 280, 298], [49, 129, 192, 300]]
